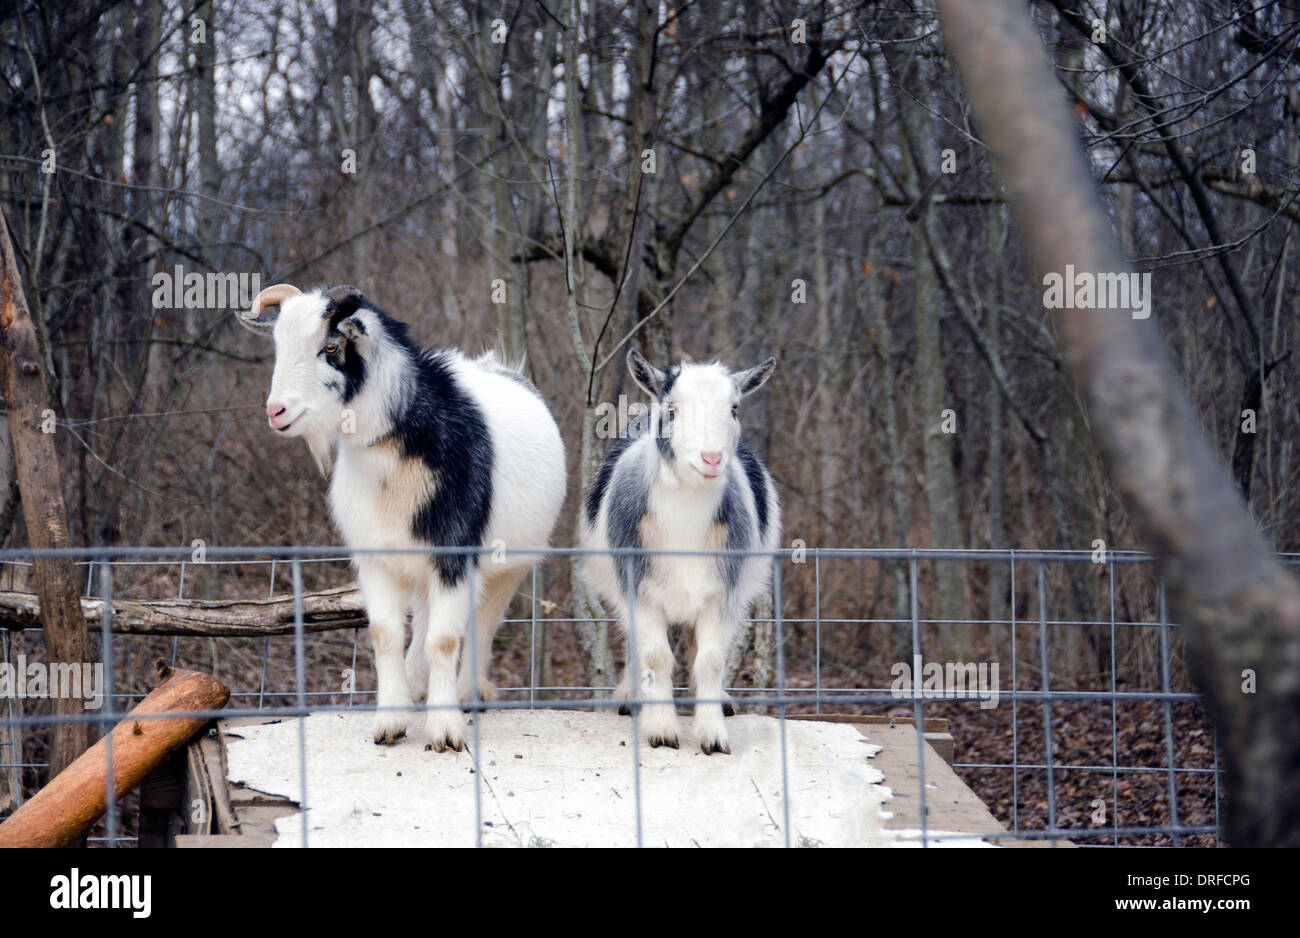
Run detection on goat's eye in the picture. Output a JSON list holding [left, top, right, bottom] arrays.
[[731, 403, 739, 418], [323, 343, 338, 355]]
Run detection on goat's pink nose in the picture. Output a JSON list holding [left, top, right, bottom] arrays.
[[701, 451, 723, 467], [267, 401, 286, 420]]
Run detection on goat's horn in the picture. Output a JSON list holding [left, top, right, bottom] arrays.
[[247, 283, 302, 319]]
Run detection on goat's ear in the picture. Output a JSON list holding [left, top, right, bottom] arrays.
[[336, 316, 366, 342], [627, 348, 667, 398], [235, 310, 277, 336], [734, 357, 776, 397]]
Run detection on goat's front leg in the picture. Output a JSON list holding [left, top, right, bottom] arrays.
[[691, 607, 733, 754], [685, 628, 735, 717], [359, 563, 415, 745], [423, 571, 471, 753], [628, 603, 679, 748]]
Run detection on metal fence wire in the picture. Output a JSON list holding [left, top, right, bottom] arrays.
[[0, 544, 1244, 848]]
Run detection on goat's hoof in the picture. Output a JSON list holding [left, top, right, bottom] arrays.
[[424, 735, 465, 754], [722, 702, 736, 718], [424, 713, 467, 753], [617, 704, 631, 717], [648, 734, 679, 749], [699, 738, 731, 755], [458, 680, 499, 706], [373, 728, 406, 746]]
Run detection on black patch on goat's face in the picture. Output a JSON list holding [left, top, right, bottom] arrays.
[[654, 373, 679, 464], [659, 364, 680, 399], [320, 332, 365, 403], [319, 287, 368, 402], [655, 389, 676, 465]]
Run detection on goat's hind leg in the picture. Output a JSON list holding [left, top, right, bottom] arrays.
[[609, 596, 633, 715], [405, 590, 430, 702], [457, 566, 522, 706], [614, 665, 632, 716]]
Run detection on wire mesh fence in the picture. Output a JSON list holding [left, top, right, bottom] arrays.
[[0, 544, 1243, 847]]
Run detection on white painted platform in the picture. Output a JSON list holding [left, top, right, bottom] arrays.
[[222, 709, 942, 847]]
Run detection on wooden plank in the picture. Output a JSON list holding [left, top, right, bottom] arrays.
[[787, 712, 949, 733], [797, 715, 1069, 847]]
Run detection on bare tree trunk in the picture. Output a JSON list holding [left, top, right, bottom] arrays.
[[436, 21, 461, 326], [938, 0, 1300, 846], [984, 209, 1008, 659], [625, 0, 666, 362], [812, 85, 841, 558], [863, 222, 912, 663], [893, 44, 967, 656], [470, 5, 524, 360], [570, 412, 615, 693], [0, 207, 91, 778], [564, 0, 613, 693], [191, 0, 220, 341]]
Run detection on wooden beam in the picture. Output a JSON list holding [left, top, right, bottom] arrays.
[[0, 207, 91, 776]]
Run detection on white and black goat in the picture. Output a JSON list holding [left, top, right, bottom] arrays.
[[580, 349, 781, 754], [238, 283, 566, 752]]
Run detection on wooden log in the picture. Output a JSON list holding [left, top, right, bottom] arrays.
[[0, 663, 230, 848], [0, 207, 91, 776], [0, 583, 366, 637]]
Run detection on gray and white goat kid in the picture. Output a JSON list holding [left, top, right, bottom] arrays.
[[238, 283, 566, 752], [580, 349, 781, 754]]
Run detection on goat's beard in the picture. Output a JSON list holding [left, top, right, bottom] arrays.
[[304, 431, 334, 475]]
